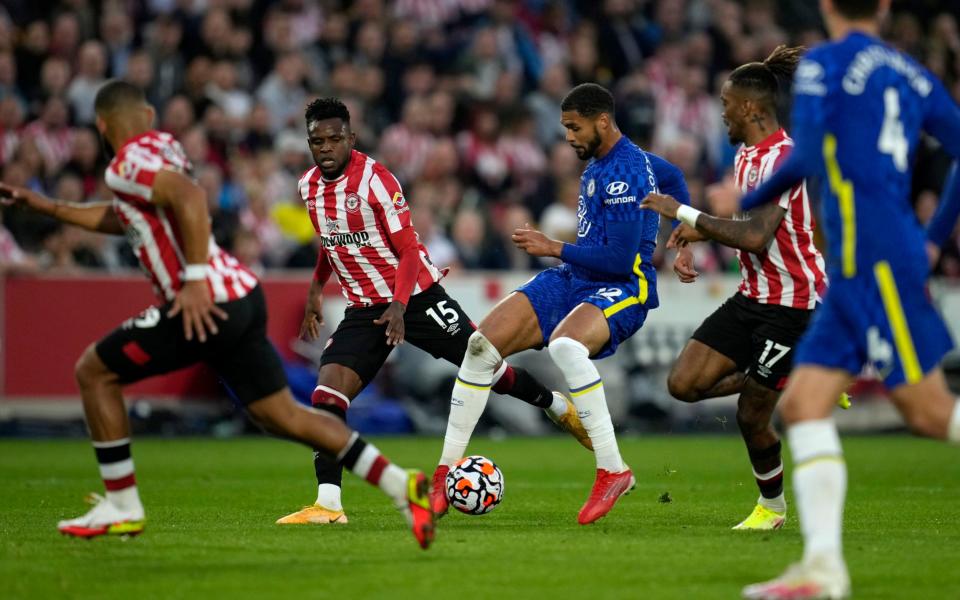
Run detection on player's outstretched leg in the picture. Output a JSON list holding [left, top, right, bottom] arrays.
[[432, 330, 503, 516], [58, 345, 145, 539], [248, 390, 434, 549], [276, 385, 350, 525], [489, 362, 593, 450], [732, 379, 786, 531], [743, 367, 849, 599], [548, 336, 634, 525]]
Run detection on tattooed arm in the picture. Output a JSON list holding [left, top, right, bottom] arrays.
[[693, 202, 786, 254], [641, 192, 785, 254]]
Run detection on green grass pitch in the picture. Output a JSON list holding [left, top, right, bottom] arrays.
[[2, 435, 958, 599]]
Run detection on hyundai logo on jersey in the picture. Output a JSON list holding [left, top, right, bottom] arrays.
[[605, 181, 630, 195]]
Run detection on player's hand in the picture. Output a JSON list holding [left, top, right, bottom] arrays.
[[667, 223, 706, 248], [640, 192, 681, 219], [512, 223, 562, 258], [167, 280, 228, 343], [299, 291, 325, 340], [673, 245, 699, 283], [0, 182, 44, 211], [927, 240, 942, 269], [706, 176, 741, 218], [373, 300, 406, 346]]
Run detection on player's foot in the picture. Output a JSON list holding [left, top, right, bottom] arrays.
[[836, 392, 852, 410], [742, 558, 850, 599], [732, 503, 786, 531], [546, 392, 594, 451], [429, 465, 450, 517], [396, 470, 435, 549], [275, 504, 348, 525], [577, 467, 635, 525], [57, 493, 145, 539]]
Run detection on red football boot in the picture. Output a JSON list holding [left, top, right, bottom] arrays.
[[577, 467, 636, 525], [429, 465, 450, 517]]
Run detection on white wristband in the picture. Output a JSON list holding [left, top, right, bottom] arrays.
[[182, 264, 207, 281], [676, 205, 702, 228]]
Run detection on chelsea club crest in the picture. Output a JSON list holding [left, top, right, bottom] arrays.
[[586, 178, 595, 196]]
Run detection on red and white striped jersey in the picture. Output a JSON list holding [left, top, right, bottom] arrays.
[[733, 128, 827, 310], [104, 130, 258, 304], [299, 149, 443, 306]]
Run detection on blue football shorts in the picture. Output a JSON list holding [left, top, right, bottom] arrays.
[[795, 261, 953, 389], [516, 265, 651, 359]]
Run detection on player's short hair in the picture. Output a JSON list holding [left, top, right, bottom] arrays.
[[94, 80, 146, 114], [560, 83, 615, 118], [832, 0, 881, 19], [305, 97, 350, 127], [729, 45, 805, 110]]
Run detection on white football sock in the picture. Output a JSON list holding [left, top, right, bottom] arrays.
[[547, 392, 568, 419], [788, 419, 846, 567], [439, 331, 501, 466], [548, 337, 624, 472], [378, 464, 409, 505], [338, 434, 408, 503], [948, 399, 960, 443], [758, 492, 787, 514], [754, 464, 787, 513], [316, 484, 343, 511]]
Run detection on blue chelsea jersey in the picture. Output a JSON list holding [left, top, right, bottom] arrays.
[[790, 32, 960, 277], [573, 136, 660, 281]]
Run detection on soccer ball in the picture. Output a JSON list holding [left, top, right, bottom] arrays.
[[445, 455, 504, 515]]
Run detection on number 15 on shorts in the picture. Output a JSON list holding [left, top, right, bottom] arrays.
[[426, 300, 462, 335]]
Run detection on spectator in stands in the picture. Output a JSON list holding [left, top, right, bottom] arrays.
[[39, 57, 72, 101], [160, 94, 195, 138], [256, 51, 308, 134], [99, 7, 135, 78], [23, 95, 73, 177], [67, 40, 108, 125]]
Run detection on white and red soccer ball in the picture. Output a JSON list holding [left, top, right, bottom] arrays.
[[444, 455, 504, 515]]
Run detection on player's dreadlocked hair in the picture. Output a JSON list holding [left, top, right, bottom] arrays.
[[728, 45, 805, 111], [560, 83, 615, 118], [305, 97, 351, 126], [833, 0, 881, 19], [94, 80, 146, 114]]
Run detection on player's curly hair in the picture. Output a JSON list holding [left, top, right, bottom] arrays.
[[560, 83, 615, 118], [305, 97, 350, 126], [728, 45, 805, 110]]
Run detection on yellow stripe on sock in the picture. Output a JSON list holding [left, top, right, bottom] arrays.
[[873, 260, 922, 384], [794, 455, 845, 470], [570, 381, 603, 397], [455, 378, 491, 391]]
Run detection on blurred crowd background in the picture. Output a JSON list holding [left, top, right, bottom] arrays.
[[2, 0, 960, 280]]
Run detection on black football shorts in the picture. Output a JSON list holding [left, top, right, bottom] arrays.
[[95, 285, 287, 405], [320, 284, 474, 386], [691, 293, 812, 391]]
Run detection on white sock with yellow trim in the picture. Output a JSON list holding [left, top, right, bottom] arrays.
[[439, 331, 502, 466], [788, 418, 846, 568], [548, 337, 624, 472]]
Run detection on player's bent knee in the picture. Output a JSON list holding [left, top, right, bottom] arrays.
[[467, 330, 492, 357], [74, 344, 113, 389], [547, 336, 589, 366], [462, 330, 502, 372], [902, 406, 947, 439], [666, 369, 698, 402], [248, 391, 301, 436]]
